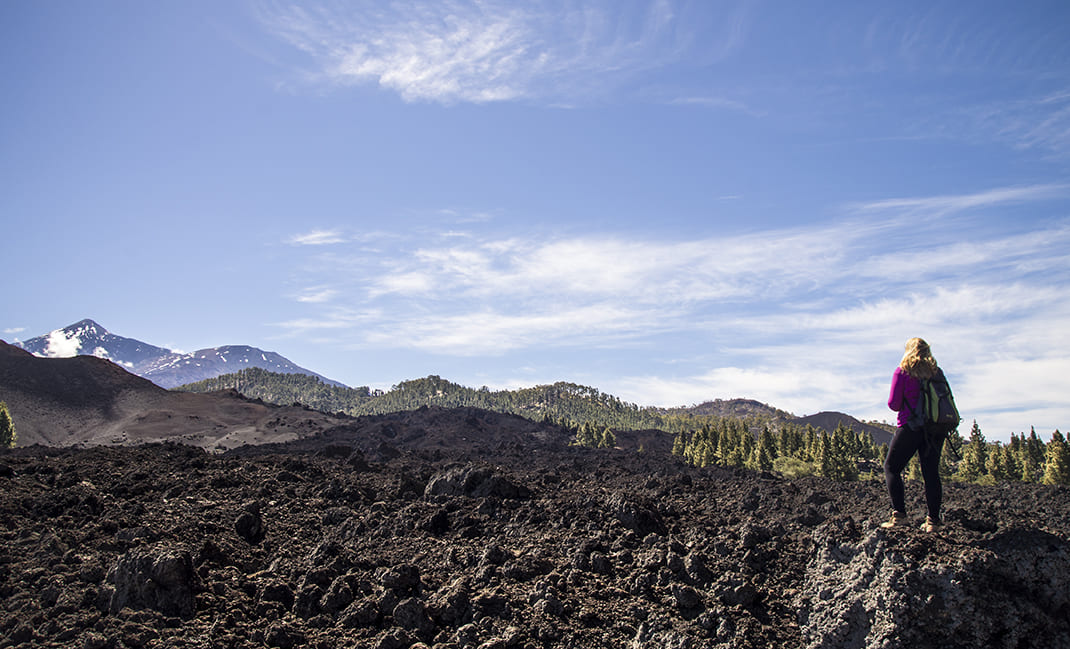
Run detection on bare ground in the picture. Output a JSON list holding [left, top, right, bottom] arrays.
[[2, 407, 1069, 649]]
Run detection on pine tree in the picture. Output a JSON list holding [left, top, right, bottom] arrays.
[[1001, 440, 1022, 482], [671, 431, 689, 457], [574, 422, 598, 447], [726, 426, 748, 467], [817, 432, 834, 478], [938, 434, 959, 479], [672, 432, 687, 457], [826, 425, 859, 481], [1022, 428, 1047, 482], [906, 454, 922, 481], [705, 425, 720, 464], [985, 442, 1007, 483], [777, 425, 802, 458], [698, 439, 715, 467], [0, 402, 14, 448], [749, 426, 777, 472], [738, 422, 755, 461], [859, 432, 878, 462], [955, 421, 988, 483], [719, 423, 746, 467], [1042, 430, 1070, 486], [804, 426, 819, 462]]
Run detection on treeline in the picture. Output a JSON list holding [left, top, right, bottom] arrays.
[[672, 421, 882, 481], [175, 370, 761, 434], [672, 418, 1070, 485], [178, 368, 372, 414], [950, 422, 1070, 486], [175, 369, 1070, 485]]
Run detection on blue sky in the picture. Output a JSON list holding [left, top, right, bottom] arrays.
[[3, 1, 1069, 441]]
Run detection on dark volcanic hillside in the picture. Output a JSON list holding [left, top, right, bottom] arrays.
[[0, 341, 346, 450], [1, 422, 1068, 648], [793, 411, 894, 447]]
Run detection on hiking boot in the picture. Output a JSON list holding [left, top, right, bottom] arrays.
[[880, 511, 909, 529], [920, 516, 942, 532]]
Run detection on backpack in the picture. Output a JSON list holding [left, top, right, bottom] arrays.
[[907, 370, 961, 453]]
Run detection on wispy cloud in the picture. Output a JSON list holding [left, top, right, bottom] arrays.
[[295, 286, 338, 303], [278, 183, 1069, 437], [43, 330, 82, 358], [961, 90, 1070, 157], [847, 183, 1068, 217], [365, 303, 664, 356], [255, 0, 748, 104], [669, 96, 764, 117], [287, 229, 346, 246]]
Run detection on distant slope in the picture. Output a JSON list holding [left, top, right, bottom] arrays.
[[656, 398, 793, 421], [0, 340, 345, 450], [177, 372, 684, 431], [793, 411, 895, 447], [177, 369, 891, 444], [14, 319, 344, 389]]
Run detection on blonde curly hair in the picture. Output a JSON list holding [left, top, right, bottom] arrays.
[[900, 337, 938, 380]]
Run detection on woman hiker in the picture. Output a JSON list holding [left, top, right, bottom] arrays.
[[882, 337, 945, 532]]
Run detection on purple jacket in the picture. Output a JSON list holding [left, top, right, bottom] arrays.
[[888, 367, 922, 428]]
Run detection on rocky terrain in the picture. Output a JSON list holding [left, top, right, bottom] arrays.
[[2, 405, 1069, 649]]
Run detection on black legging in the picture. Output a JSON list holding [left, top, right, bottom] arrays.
[[884, 425, 943, 521]]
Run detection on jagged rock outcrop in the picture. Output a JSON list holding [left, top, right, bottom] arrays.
[[798, 523, 1070, 649], [107, 546, 198, 618]]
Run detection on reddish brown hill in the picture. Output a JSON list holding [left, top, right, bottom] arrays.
[[0, 340, 345, 450]]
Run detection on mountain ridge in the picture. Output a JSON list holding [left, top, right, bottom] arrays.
[[13, 319, 345, 389], [176, 368, 894, 445], [9, 319, 892, 446]]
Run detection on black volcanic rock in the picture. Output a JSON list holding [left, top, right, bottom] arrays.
[[14, 319, 344, 389], [0, 441, 1067, 648]]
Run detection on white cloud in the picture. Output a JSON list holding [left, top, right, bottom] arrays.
[[257, 0, 746, 104], [43, 330, 82, 358], [860, 226, 1070, 281], [371, 272, 435, 297], [279, 184, 1068, 439], [954, 90, 1070, 157], [365, 303, 662, 356], [275, 310, 379, 332], [669, 96, 763, 117], [296, 287, 337, 303], [848, 183, 1068, 217], [365, 225, 866, 306], [287, 229, 345, 246]]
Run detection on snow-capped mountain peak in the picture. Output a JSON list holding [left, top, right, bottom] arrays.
[[14, 320, 344, 389], [18, 319, 168, 370]]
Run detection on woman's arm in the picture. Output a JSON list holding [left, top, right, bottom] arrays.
[[888, 367, 906, 412]]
